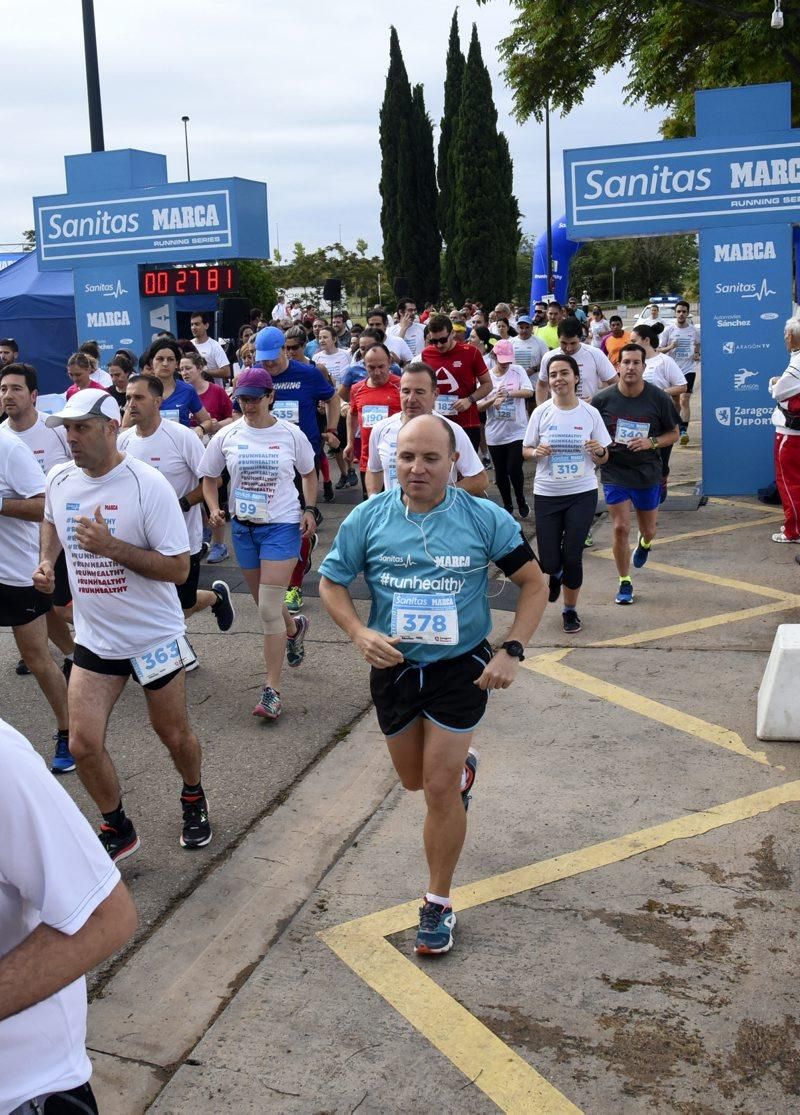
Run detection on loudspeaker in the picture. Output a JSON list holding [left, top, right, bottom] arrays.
[[219, 297, 250, 338], [393, 276, 411, 299], [323, 278, 342, 303]]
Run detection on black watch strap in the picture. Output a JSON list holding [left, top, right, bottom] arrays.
[[501, 640, 525, 661]]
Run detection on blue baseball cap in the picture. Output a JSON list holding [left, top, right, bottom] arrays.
[[254, 326, 286, 362], [517, 314, 533, 324]]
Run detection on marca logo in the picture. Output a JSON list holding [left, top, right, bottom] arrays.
[[433, 555, 471, 569], [152, 204, 220, 231], [713, 241, 776, 263], [104, 504, 119, 510], [715, 407, 731, 426], [86, 310, 130, 327]]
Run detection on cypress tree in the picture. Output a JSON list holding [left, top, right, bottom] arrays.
[[409, 84, 441, 305], [449, 25, 520, 305], [379, 28, 413, 287], [438, 10, 464, 301]]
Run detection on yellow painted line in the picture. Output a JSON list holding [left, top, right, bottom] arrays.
[[322, 929, 581, 1114], [708, 496, 777, 513], [320, 781, 800, 1111], [524, 649, 770, 765], [588, 548, 796, 601], [654, 518, 785, 546], [589, 598, 797, 647]]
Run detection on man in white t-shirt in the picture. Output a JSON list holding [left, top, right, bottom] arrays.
[[190, 312, 231, 383], [536, 318, 617, 405], [0, 717, 137, 1115], [271, 294, 287, 321], [658, 300, 700, 443], [365, 364, 488, 496], [388, 298, 426, 357], [512, 315, 548, 377], [0, 363, 76, 717], [35, 389, 213, 863], [118, 375, 235, 634], [367, 308, 413, 365], [632, 324, 687, 399]]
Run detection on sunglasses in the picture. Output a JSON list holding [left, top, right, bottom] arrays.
[[428, 336, 450, 346], [285, 343, 302, 351]]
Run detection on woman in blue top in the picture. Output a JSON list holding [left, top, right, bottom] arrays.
[[143, 339, 214, 432]]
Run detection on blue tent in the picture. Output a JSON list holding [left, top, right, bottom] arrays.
[[0, 253, 77, 393]]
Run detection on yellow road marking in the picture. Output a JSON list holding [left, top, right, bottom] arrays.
[[589, 599, 796, 647], [524, 650, 770, 765], [589, 548, 797, 601], [653, 518, 784, 546], [320, 782, 800, 1112]]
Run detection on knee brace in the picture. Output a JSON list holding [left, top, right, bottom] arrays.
[[258, 584, 286, 635]]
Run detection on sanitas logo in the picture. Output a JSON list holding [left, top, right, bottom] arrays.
[[379, 554, 415, 566], [83, 279, 128, 299], [713, 241, 776, 262]]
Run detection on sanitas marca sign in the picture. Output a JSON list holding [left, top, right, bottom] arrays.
[[565, 133, 800, 237]]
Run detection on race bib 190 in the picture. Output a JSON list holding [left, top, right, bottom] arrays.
[[130, 635, 196, 685], [234, 488, 269, 523], [361, 404, 389, 428], [390, 593, 459, 645]]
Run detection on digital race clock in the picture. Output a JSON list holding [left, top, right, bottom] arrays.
[[139, 265, 239, 297]]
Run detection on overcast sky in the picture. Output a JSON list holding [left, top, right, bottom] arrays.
[[2, 0, 664, 259]]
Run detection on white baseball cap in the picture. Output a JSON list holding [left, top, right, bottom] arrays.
[[45, 388, 121, 427]]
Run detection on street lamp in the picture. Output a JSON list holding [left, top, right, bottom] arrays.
[[181, 116, 191, 181], [544, 98, 553, 295], [611, 264, 617, 303]]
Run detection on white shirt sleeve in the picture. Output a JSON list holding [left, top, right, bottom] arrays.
[[291, 425, 317, 475], [523, 407, 542, 447], [142, 469, 191, 555], [387, 336, 413, 363], [594, 348, 618, 384], [197, 428, 228, 478], [661, 354, 687, 386], [452, 424, 485, 478], [6, 438, 46, 498], [367, 423, 384, 472]]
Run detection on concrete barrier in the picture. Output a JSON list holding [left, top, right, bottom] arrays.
[[756, 624, 800, 741]]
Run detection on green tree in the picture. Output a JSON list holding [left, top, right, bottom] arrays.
[[409, 84, 441, 305], [449, 25, 520, 305], [22, 229, 35, 251], [221, 259, 276, 317], [568, 235, 698, 302], [481, 0, 800, 136], [438, 10, 465, 297], [379, 28, 414, 288]]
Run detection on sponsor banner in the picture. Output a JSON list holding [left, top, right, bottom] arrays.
[[699, 224, 790, 494], [72, 263, 172, 358]]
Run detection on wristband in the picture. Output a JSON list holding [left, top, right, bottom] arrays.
[[304, 505, 323, 525], [468, 394, 476, 405], [650, 436, 659, 450], [179, 496, 191, 513], [326, 428, 340, 435]]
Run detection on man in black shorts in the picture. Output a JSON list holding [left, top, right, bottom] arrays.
[[0, 425, 70, 768], [320, 415, 547, 955], [118, 375, 235, 647], [34, 389, 211, 861]]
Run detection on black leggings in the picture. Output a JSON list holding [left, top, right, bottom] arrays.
[[534, 488, 598, 590], [488, 440, 527, 512]]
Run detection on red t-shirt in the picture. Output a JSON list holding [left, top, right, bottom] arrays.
[[65, 380, 108, 399], [350, 375, 401, 470], [191, 382, 232, 424], [420, 340, 488, 427]]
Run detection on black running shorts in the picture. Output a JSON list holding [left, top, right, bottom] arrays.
[[0, 582, 51, 628], [684, 371, 696, 393], [52, 550, 72, 608], [370, 640, 492, 738], [73, 643, 184, 691], [176, 550, 202, 611]]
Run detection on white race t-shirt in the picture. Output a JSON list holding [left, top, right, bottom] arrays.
[[0, 718, 120, 1113], [192, 337, 230, 386], [1, 412, 70, 474], [0, 434, 46, 587], [483, 365, 532, 446], [643, 353, 687, 392], [512, 335, 548, 374], [539, 344, 617, 401], [388, 322, 425, 357], [385, 334, 413, 364], [659, 323, 698, 375], [45, 456, 189, 658], [524, 399, 612, 497], [589, 318, 611, 347], [366, 412, 485, 491], [117, 420, 204, 554], [313, 348, 352, 387], [199, 417, 316, 525]]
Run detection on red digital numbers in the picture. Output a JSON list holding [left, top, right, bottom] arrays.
[[140, 265, 237, 296]]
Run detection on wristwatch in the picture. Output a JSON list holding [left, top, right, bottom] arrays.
[[304, 505, 323, 525], [650, 436, 660, 449], [500, 640, 525, 661]]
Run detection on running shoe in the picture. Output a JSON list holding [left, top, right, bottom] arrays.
[[615, 579, 634, 605], [207, 542, 229, 564], [253, 685, 282, 720], [772, 531, 800, 543], [323, 480, 335, 503], [286, 614, 309, 667], [62, 657, 73, 682], [285, 586, 303, 613], [462, 747, 479, 811], [199, 541, 210, 561], [15, 657, 30, 676], [98, 820, 140, 863], [210, 580, 235, 631], [518, 502, 531, 520], [795, 554, 800, 566], [50, 730, 75, 774], [583, 531, 594, 549], [346, 469, 359, 487], [180, 791, 212, 849], [414, 900, 456, 955], [632, 535, 651, 567], [562, 609, 582, 634], [335, 473, 349, 490], [304, 533, 319, 577], [680, 431, 690, 446]]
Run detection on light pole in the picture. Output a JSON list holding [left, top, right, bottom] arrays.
[[545, 98, 553, 296], [611, 264, 617, 303], [181, 116, 191, 181], [81, 0, 105, 151]]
